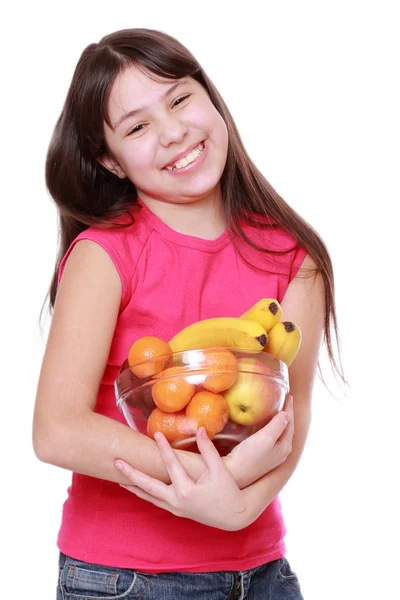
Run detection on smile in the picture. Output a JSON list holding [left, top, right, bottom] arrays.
[[165, 143, 205, 171]]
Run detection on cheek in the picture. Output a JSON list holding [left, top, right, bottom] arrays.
[[190, 103, 227, 140], [119, 141, 155, 175], [209, 111, 229, 153]]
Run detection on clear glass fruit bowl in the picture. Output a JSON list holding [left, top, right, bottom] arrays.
[[115, 348, 289, 456]]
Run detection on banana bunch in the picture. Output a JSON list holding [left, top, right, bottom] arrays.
[[168, 298, 301, 367], [240, 298, 282, 332], [263, 320, 302, 367], [240, 298, 302, 367], [169, 317, 267, 353]]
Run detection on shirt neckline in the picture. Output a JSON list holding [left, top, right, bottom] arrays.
[[137, 201, 232, 252]]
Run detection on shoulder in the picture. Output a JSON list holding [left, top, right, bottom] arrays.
[[58, 209, 154, 310], [238, 216, 308, 282], [241, 215, 299, 251], [58, 238, 123, 300], [74, 209, 153, 261]]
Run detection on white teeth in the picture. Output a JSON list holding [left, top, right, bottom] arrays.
[[166, 143, 204, 171]]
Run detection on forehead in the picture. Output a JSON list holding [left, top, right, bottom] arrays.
[[107, 66, 182, 116]]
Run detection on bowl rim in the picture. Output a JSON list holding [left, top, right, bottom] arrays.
[[124, 347, 288, 368], [115, 347, 289, 410]]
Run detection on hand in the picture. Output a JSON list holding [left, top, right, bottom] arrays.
[[114, 427, 254, 531], [224, 395, 294, 489]]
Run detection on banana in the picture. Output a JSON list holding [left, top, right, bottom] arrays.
[[264, 321, 302, 366], [240, 298, 282, 332], [169, 317, 268, 353]]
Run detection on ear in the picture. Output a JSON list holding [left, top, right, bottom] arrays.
[[97, 155, 127, 179]]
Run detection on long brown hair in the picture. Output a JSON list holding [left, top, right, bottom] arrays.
[[45, 28, 345, 384]]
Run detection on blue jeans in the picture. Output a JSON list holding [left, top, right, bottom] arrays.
[[57, 552, 304, 599]]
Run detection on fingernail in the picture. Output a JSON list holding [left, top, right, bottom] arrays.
[[115, 460, 124, 471], [199, 427, 207, 438], [154, 432, 161, 441]]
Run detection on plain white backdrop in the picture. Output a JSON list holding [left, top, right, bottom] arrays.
[[2, 1, 399, 598]]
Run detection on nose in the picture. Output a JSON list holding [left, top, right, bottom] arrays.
[[158, 113, 188, 147]]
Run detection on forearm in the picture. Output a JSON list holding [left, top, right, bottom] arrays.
[[33, 411, 205, 485], [243, 404, 312, 519]]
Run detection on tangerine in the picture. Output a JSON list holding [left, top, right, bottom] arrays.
[[186, 390, 229, 439], [128, 336, 172, 378], [152, 367, 195, 412], [200, 348, 238, 393], [147, 407, 194, 443]]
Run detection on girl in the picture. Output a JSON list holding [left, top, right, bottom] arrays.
[[33, 28, 343, 599]]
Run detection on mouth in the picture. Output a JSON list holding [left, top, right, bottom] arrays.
[[163, 142, 205, 172]]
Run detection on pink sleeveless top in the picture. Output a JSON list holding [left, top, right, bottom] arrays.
[[57, 202, 306, 572]]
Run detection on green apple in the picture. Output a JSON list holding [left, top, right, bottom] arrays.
[[223, 357, 280, 426]]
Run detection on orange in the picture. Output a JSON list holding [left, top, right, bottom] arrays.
[[128, 336, 172, 378], [186, 390, 229, 439], [200, 348, 238, 393], [147, 407, 194, 443], [152, 367, 195, 412]]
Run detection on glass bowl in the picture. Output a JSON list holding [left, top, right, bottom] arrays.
[[115, 348, 289, 456]]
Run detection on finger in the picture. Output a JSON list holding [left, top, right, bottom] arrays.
[[114, 460, 171, 501], [282, 394, 294, 416], [258, 409, 290, 445], [196, 427, 224, 472], [154, 432, 193, 489], [275, 394, 294, 439], [275, 397, 295, 460], [120, 483, 179, 515], [281, 395, 294, 432], [278, 396, 295, 443]]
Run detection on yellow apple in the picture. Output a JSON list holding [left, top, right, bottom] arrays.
[[223, 357, 281, 426]]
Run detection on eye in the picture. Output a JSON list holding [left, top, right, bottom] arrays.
[[127, 123, 146, 136], [173, 94, 190, 107]]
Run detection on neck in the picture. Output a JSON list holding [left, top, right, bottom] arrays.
[[138, 189, 226, 240]]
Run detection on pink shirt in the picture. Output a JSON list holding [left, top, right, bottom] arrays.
[[57, 202, 307, 572]]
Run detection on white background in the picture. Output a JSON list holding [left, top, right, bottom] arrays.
[[2, 1, 399, 598]]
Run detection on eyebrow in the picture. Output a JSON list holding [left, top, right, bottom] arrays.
[[112, 79, 188, 130]]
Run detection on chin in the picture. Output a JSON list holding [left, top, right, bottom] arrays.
[[137, 164, 225, 205], [174, 175, 224, 200]]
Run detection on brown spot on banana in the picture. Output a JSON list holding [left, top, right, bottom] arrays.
[[269, 302, 279, 315], [256, 334, 267, 347]]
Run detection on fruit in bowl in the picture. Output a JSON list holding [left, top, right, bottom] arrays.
[[115, 299, 301, 455], [224, 357, 283, 426], [115, 347, 289, 456]]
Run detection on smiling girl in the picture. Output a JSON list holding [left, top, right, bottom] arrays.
[[33, 28, 342, 599]]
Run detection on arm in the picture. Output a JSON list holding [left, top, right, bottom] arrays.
[[240, 253, 325, 518], [112, 254, 323, 530], [33, 240, 205, 485], [33, 239, 290, 489]]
